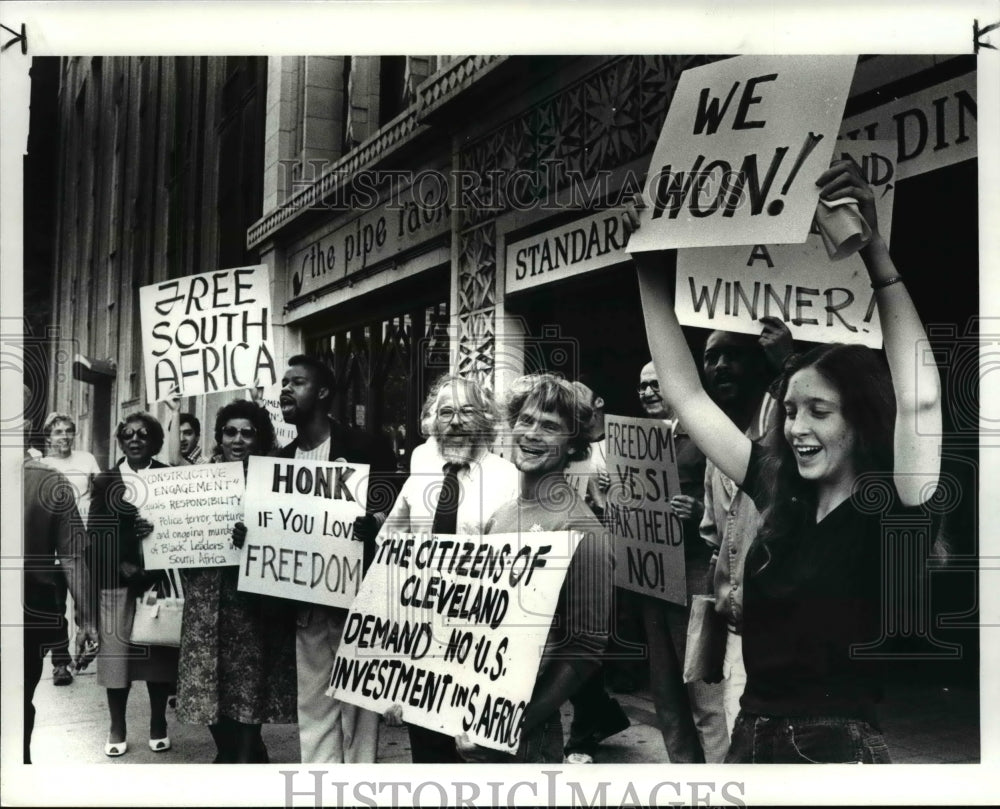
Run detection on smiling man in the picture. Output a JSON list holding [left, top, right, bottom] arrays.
[[457, 373, 613, 763], [379, 373, 518, 762]]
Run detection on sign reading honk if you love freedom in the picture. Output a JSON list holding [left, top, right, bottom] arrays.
[[238, 456, 368, 607]]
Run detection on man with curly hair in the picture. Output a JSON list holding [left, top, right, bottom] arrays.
[[458, 373, 613, 763]]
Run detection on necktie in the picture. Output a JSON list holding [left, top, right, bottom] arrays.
[[432, 463, 465, 535]]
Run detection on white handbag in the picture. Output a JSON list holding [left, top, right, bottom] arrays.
[[130, 588, 183, 647]]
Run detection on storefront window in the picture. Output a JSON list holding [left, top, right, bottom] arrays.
[[306, 297, 449, 471]]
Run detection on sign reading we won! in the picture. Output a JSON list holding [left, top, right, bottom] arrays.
[[140, 264, 277, 402], [628, 55, 857, 251]]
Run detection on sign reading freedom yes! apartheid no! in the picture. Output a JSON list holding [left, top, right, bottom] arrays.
[[328, 530, 583, 754], [675, 140, 897, 348], [137, 462, 246, 569], [627, 55, 857, 251], [139, 264, 277, 402], [604, 415, 686, 606], [237, 456, 368, 608]]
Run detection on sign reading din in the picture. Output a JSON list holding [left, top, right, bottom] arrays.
[[505, 209, 628, 294], [289, 179, 451, 300]]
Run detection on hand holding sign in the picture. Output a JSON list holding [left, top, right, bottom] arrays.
[[758, 316, 794, 370], [816, 159, 880, 238], [674, 142, 897, 349]]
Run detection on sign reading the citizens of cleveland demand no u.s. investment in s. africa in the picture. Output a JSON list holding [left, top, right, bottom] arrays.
[[139, 264, 277, 402], [627, 55, 857, 251], [329, 530, 584, 753], [237, 456, 368, 608]]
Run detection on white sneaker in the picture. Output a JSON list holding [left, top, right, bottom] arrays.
[[563, 752, 594, 764]]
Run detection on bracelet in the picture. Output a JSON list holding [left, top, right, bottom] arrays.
[[871, 275, 903, 290]]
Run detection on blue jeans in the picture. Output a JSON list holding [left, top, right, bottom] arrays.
[[725, 713, 891, 763]]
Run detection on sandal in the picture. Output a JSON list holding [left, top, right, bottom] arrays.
[[148, 736, 171, 752], [104, 739, 128, 757]]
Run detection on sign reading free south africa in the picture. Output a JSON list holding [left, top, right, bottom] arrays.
[[627, 55, 857, 251], [140, 265, 277, 402], [675, 140, 897, 348], [238, 456, 368, 608]]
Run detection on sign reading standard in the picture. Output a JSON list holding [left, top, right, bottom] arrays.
[[329, 530, 582, 754], [238, 456, 368, 608], [505, 209, 626, 294], [604, 415, 686, 605]]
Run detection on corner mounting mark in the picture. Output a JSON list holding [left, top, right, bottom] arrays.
[[974, 19, 999, 53], [0, 22, 27, 55]]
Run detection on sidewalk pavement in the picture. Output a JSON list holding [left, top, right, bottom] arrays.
[[28, 664, 978, 765]]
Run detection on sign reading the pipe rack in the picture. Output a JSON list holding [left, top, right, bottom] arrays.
[[288, 175, 451, 301]]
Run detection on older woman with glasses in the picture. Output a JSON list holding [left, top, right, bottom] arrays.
[[176, 399, 297, 763], [88, 411, 178, 757]]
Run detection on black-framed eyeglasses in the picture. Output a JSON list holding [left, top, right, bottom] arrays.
[[637, 380, 660, 393], [121, 428, 149, 440], [222, 426, 257, 439]]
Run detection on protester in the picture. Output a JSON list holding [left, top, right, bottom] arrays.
[[634, 361, 729, 762], [88, 412, 179, 756], [562, 377, 630, 763], [380, 373, 519, 762], [699, 322, 792, 733], [38, 412, 102, 686], [177, 399, 297, 762], [629, 160, 943, 762], [455, 373, 612, 763], [179, 413, 206, 465], [40, 412, 102, 522], [275, 354, 397, 764], [23, 409, 98, 762]]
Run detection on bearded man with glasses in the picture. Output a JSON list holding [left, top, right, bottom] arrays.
[[378, 373, 519, 762]]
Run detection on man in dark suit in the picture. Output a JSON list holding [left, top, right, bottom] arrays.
[[276, 354, 397, 763]]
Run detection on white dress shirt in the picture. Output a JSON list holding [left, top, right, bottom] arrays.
[[379, 447, 519, 538]]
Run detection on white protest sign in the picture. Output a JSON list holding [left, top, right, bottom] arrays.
[[604, 416, 686, 605], [258, 383, 297, 449], [675, 140, 896, 348], [237, 456, 368, 607], [138, 462, 246, 569], [329, 530, 582, 754], [140, 264, 278, 402], [628, 55, 856, 251]]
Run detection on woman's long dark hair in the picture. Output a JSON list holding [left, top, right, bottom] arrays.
[[748, 343, 896, 574]]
